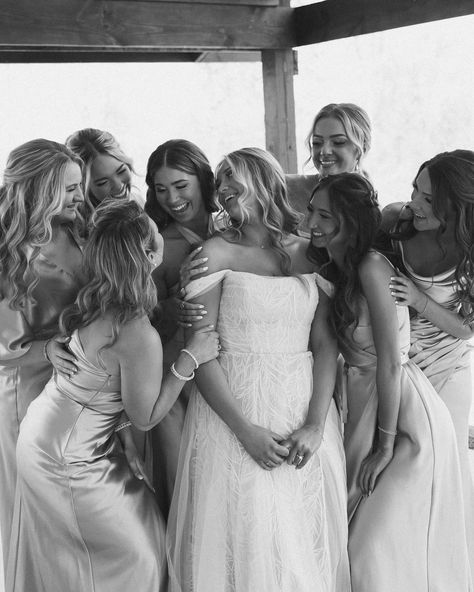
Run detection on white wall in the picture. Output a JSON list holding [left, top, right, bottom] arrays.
[[1, 15, 473, 208]]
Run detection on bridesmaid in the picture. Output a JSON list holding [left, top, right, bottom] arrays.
[[0, 139, 85, 569], [7, 200, 219, 592], [66, 127, 142, 212], [144, 139, 221, 515], [385, 149, 474, 568], [307, 172, 471, 591], [286, 102, 372, 220]]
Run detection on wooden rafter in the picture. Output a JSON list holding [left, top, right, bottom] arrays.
[[0, 0, 295, 62], [294, 0, 474, 46]]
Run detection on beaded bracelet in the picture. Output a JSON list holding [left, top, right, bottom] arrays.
[[181, 348, 199, 370], [170, 362, 195, 382], [378, 425, 397, 437], [115, 420, 132, 433], [43, 338, 53, 362]]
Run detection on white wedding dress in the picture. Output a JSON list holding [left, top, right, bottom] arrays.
[[167, 270, 350, 592]]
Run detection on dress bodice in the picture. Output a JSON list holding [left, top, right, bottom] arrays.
[[393, 241, 469, 371], [338, 296, 411, 369], [185, 270, 323, 355], [54, 331, 122, 416]]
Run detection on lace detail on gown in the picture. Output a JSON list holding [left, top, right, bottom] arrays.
[[168, 270, 349, 592]]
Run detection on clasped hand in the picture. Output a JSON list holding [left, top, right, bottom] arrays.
[[240, 424, 323, 472]]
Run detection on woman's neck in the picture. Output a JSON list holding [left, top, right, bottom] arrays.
[[174, 213, 210, 240], [239, 223, 274, 249]]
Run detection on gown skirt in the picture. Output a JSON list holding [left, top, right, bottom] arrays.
[[6, 332, 166, 592], [340, 296, 471, 592]]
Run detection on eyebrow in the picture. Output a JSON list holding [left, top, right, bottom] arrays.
[[312, 133, 347, 139]]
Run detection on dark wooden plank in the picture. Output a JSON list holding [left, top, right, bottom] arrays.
[[294, 0, 474, 46], [0, 49, 204, 63], [262, 49, 298, 173], [0, 0, 295, 56], [112, 0, 279, 5]]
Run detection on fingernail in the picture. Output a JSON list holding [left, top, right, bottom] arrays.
[[198, 305, 204, 309], [203, 267, 208, 271], [201, 311, 207, 315], [203, 257, 208, 262], [195, 316, 203, 320]]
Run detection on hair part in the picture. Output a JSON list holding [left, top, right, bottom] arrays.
[[144, 139, 218, 229], [0, 138, 83, 308]]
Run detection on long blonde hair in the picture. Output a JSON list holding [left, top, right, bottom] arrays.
[[0, 139, 83, 309], [215, 147, 302, 275], [60, 200, 159, 347]]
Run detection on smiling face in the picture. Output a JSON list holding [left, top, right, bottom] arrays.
[[89, 154, 132, 202], [54, 161, 84, 224], [311, 117, 360, 177], [307, 187, 340, 250], [410, 166, 441, 232], [215, 163, 251, 223], [153, 165, 207, 225]]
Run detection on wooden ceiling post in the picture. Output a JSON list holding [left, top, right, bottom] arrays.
[[261, 48, 298, 174]]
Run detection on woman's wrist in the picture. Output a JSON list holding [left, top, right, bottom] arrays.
[[172, 352, 196, 380], [415, 293, 429, 315]]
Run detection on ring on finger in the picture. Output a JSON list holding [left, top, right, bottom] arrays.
[[295, 453, 304, 464], [180, 301, 185, 310]]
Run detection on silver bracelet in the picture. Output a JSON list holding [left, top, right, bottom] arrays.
[[378, 425, 397, 437], [170, 362, 195, 382], [115, 420, 132, 432], [180, 348, 199, 370]]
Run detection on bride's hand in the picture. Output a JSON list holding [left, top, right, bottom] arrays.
[[238, 424, 290, 471], [280, 425, 324, 470]]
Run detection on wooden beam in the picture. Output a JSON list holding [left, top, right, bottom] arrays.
[[294, 0, 474, 46], [118, 0, 279, 5], [0, 0, 295, 60], [262, 49, 298, 173]]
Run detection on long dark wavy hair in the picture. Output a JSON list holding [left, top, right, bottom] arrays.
[[60, 200, 159, 348], [215, 147, 303, 275], [307, 173, 381, 340], [390, 150, 474, 323], [144, 139, 218, 230]]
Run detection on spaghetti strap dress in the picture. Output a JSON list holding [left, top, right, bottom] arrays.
[[0, 233, 84, 568], [6, 331, 166, 592], [340, 285, 471, 591]]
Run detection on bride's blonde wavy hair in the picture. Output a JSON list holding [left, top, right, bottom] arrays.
[[0, 139, 84, 309], [60, 200, 159, 348], [215, 147, 302, 275]]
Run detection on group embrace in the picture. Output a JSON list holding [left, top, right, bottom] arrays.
[[0, 104, 473, 592]]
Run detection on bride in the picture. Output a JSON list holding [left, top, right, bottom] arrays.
[[167, 147, 350, 592]]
